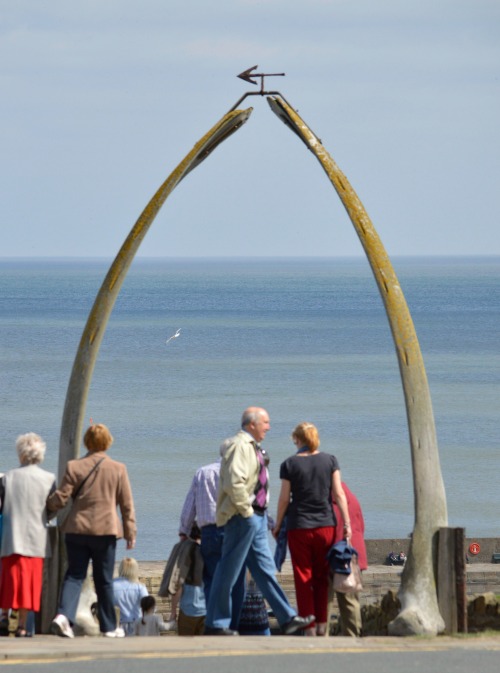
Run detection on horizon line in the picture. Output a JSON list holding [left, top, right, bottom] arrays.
[[1, 253, 499, 262]]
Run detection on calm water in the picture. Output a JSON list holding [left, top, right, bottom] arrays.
[[0, 257, 498, 560]]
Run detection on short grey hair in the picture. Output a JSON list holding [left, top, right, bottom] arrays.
[[16, 432, 46, 465], [241, 408, 264, 428]]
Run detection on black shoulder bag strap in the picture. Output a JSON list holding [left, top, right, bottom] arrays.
[[73, 457, 106, 499]]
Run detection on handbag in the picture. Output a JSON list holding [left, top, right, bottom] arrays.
[[333, 554, 363, 594], [238, 589, 270, 631]]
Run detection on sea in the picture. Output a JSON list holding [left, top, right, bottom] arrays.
[[0, 256, 498, 561]]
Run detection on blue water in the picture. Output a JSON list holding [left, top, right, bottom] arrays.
[[0, 257, 498, 560]]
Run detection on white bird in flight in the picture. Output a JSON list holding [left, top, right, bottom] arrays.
[[166, 328, 182, 344]]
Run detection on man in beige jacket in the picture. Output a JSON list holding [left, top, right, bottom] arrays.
[[204, 406, 314, 636], [47, 423, 136, 639]]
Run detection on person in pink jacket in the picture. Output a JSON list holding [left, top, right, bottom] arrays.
[[333, 483, 367, 636]]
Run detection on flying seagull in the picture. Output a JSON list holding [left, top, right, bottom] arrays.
[[166, 328, 181, 344]]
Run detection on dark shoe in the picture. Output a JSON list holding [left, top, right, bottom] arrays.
[[0, 618, 9, 636], [282, 614, 315, 635], [15, 627, 32, 638], [204, 626, 239, 636]]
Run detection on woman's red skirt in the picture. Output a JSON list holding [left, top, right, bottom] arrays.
[[0, 554, 44, 611]]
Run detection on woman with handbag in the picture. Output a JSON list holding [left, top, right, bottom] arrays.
[[332, 483, 368, 636], [0, 433, 56, 637], [47, 423, 136, 638], [272, 422, 350, 636]]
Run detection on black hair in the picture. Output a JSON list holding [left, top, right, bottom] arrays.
[[190, 524, 201, 541], [140, 595, 156, 624]]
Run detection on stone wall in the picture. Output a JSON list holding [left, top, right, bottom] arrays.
[[344, 590, 500, 636], [137, 540, 500, 634], [468, 593, 500, 633], [140, 562, 500, 634], [365, 537, 500, 565]]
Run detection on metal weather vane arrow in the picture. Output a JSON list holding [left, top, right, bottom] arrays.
[[237, 65, 285, 93], [231, 66, 321, 144], [230, 65, 287, 112]]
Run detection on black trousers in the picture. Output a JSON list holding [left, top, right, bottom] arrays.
[[59, 533, 117, 633]]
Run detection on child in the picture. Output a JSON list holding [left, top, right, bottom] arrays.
[[113, 557, 148, 636], [134, 596, 173, 636], [177, 581, 206, 636]]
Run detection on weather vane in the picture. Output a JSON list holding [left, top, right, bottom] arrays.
[[237, 65, 286, 93], [230, 65, 288, 112]]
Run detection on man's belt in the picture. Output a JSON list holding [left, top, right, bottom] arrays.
[[252, 504, 267, 516]]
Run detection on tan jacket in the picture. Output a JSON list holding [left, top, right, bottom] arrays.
[[216, 430, 260, 527], [47, 451, 136, 541]]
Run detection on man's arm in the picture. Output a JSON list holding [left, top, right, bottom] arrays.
[[179, 474, 197, 536], [221, 440, 255, 518]]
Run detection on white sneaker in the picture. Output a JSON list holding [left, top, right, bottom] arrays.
[[103, 627, 125, 638], [50, 614, 74, 639]]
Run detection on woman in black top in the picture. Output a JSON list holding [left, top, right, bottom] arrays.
[[273, 422, 351, 636]]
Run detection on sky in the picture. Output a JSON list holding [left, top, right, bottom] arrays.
[[2, 0, 499, 258]]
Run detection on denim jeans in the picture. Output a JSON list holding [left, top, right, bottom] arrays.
[[200, 524, 224, 603], [58, 533, 117, 633], [200, 524, 246, 630], [205, 513, 296, 630]]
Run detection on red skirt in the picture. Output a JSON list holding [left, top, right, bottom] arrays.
[[0, 555, 44, 611]]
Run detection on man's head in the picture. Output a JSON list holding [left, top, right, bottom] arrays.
[[241, 407, 270, 443]]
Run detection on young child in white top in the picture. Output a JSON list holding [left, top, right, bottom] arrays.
[[134, 596, 174, 636]]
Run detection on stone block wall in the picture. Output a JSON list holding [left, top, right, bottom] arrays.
[[365, 537, 500, 565]]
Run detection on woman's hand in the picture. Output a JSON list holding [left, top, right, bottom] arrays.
[[274, 479, 291, 541], [126, 537, 136, 550]]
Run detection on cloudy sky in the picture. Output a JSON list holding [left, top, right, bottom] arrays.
[[2, 1, 499, 258]]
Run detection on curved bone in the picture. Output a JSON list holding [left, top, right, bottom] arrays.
[[58, 108, 252, 479], [267, 95, 447, 635]]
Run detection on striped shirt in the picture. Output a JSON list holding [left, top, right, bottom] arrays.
[[179, 460, 221, 534]]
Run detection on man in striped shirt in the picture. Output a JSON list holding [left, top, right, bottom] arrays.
[[178, 443, 244, 629]]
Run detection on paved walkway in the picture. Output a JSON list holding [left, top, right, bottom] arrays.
[[1, 632, 500, 664], [1, 562, 497, 665]]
